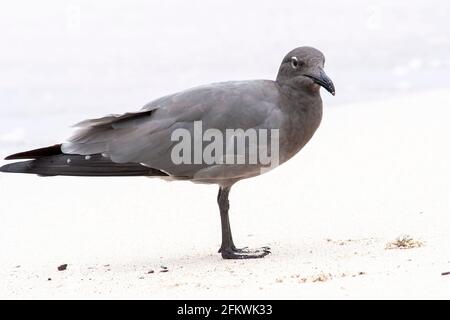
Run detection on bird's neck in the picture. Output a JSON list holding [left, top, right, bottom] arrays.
[[277, 77, 320, 98], [276, 79, 323, 162], [276, 79, 322, 116]]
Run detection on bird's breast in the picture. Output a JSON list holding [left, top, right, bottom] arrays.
[[279, 98, 323, 163]]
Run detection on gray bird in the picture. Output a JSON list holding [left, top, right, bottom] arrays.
[[1, 46, 335, 259]]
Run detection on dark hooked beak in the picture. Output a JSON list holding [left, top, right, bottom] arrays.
[[304, 68, 335, 96]]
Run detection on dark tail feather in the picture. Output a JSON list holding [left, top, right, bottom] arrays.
[[5, 144, 63, 160], [0, 153, 168, 177]]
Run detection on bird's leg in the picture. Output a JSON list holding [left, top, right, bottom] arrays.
[[217, 186, 270, 259], [217, 186, 236, 251]]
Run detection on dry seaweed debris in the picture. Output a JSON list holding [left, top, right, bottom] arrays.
[[312, 272, 332, 282], [385, 235, 424, 250]]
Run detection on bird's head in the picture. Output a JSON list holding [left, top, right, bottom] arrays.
[[276, 46, 335, 96]]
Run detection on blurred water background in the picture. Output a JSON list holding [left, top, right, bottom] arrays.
[[0, 0, 449, 152]]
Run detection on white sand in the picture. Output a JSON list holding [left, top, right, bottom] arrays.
[[1, 89, 449, 299]]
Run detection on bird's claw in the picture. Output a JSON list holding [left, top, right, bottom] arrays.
[[220, 246, 271, 259]]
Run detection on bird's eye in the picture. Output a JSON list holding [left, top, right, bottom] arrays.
[[291, 56, 301, 69]]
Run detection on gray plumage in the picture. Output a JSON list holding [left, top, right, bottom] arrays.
[[1, 46, 335, 259]]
